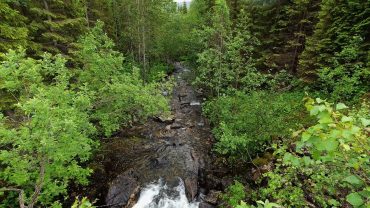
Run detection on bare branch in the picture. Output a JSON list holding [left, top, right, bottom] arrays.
[[0, 188, 26, 208]]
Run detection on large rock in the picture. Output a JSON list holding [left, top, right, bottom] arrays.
[[199, 202, 216, 208], [106, 170, 139, 207], [106, 142, 203, 204], [203, 190, 222, 205]]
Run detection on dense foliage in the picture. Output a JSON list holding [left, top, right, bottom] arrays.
[[0, 22, 169, 207], [204, 91, 309, 161], [189, 0, 369, 207], [75, 21, 170, 136], [253, 99, 369, 207], [0, 0, 369, 207]]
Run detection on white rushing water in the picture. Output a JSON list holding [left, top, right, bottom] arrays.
[[133, 178, 199, 208]]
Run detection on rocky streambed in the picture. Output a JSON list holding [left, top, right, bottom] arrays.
[[72, 64, 233, 208]]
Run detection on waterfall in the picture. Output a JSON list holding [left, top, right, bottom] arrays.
[[133, 178, 199, 208]]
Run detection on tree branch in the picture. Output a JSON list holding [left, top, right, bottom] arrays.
[[0, 188, 26, 208], [28, 158, 46, 208]]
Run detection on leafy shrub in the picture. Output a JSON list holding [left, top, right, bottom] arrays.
[[72, 197, 95, 208], [236, 200, 281, 208], [76, 21, 170, 136], [91, 69, 170, 136], [0, 51, 96, 207], [203, 91, 310, 161], [223, 181, 246, 207], [0, 22, 171, 207], [255, 98, 370, 207], [223, 181, 281, 208], [147, 63, 173, 82], [0, 49, 70, 103]]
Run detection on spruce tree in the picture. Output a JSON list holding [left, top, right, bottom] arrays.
[[0, 1, 28, 57], [299, 0, 370, 100], [25, 0, 88, 58]]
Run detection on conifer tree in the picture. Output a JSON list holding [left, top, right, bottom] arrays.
[[0, 1, 28, 57], [25, 0, 88, 57], [299, 0, 370, 100]]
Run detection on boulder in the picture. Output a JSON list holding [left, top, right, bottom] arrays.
[[106, 170, 139, 207], [199, 202, 216, 208], [170, 123, 183, 129], [156, 115, 175, 124], [203, 190, 222, 205]]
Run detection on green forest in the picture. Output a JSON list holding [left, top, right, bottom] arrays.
[[0, 0, 369, 207]]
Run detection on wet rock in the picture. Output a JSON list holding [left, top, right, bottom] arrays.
[[178, 94, 187, 101], [190, 101, 201, 106], [170, 123, 183, 129], [204, 190, 222, 205], [199, 202, 216, 208], [197, 122, 205, 127], [205, 174, 222, 190], [187, 123, 195, 128], [156, 114, 175, 124], [185, 177, 198, 200], [198, 187, 207, 195], [221, 177, 234, 189], [181, 102, 191, 106], [106, 170, 139, 207], [124, 186, 140, 208], [162, 91, 169, 96]]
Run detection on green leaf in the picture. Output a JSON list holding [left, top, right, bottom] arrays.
[[301, 132, 311, 142], [360, 118, 370, 127], [316, 98, 324, 104], [341, 116, 353, 123], [346, 192, 364, 207], [318, 112, 333, 124], [343, 175, 364, 186], [310, 106, 320, 116], [328, 199, 340, 206], [336, 103, 348, 110], [324, 138, 339, 151]]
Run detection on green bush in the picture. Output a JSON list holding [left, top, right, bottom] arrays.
[[0, 50, 96, 207], [255, 98, 370, 207], [148, 63, 173, 82], [76, 22, 170, 136], [203, 91, 310, 162], [223, 181, 246, 207], [236, 200, 281, 208]]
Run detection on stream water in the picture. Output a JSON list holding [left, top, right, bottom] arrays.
[[132, 178, 199, 208], [74, 63, 217, 208]]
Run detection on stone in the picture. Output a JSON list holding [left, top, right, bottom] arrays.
[[205, 174, 222, 190], [106, 170, 138, 207], [162, 91, 169, 96], [156, 114, 175, 124], [221, 177, 234, 189], [197, 122, 205, 127], [199, 202, 216, 208], [170, 123, 183, 129], [190, 101, 201, 106], [185, 177, 198, 200], [203, 190, 222, 205]]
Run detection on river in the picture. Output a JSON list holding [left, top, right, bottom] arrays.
[[76, 64, 218, 208]]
